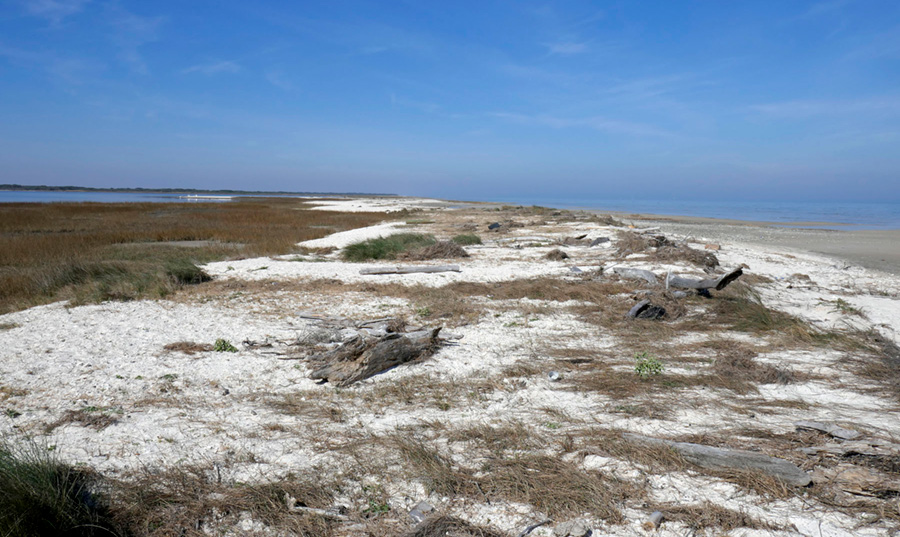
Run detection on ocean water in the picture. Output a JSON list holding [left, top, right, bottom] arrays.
[[495, 198, 900, 230], [2, 191, 899, 230]]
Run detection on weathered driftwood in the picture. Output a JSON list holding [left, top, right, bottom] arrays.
[[622, 433, 811, 486], [812, 465, 900, 497], [610, 267, 657, 284], [309, 328, 441, 386], [801, 438, 900, 458], [284, 493, 351, 521], [360, 265, 461, 275], [795, 420, 860, 440], [666, 267, 743, 291]]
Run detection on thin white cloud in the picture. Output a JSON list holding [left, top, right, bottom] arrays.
[[19, 0, 89, 25], [490, 112, 671, 137], [108, 6, 163, 75], [544, 41, 588, 55], [0, 43, 102, 84], [265, 69, 293, 90], [751, 97, 900, 118], [182, 60, 241, 75]]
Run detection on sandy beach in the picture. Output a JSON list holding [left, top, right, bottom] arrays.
[[1, 197, 899, 536]]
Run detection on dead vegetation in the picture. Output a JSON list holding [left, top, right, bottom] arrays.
[[108, 464, 337, 536], [615, 231, 718, 267], [404, 240, 470, 260], [401, 515, 505, 537], [384, 433, 636, 521], [655, 501, 784, 531], [45, 408, 120, 432], [544, 248, 569, 261], [163, 341, 214, 355]]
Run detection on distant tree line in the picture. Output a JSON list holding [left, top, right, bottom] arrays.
[[0, 184, 395, 196]]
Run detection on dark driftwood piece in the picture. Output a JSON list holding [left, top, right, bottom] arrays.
[[309, 328, 441, 386], [666, 267, 743, 291], [360, 265, 461, 275], [627, 299, 666, 319], [623, 433, 811, 486]]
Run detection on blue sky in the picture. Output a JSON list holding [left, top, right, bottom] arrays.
[[1, 1, 898, 202]]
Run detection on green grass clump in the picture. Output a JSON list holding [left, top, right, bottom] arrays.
[[164, 260, 212, 285], [0, 438, 117, 536], [213, 339, 238, 353], [451, 234, 482, 246], [634, 352, 664, 378], [342, 233, 436, 262]]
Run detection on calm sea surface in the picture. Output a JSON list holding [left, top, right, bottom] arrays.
[[2, 191, 898, 230], [495, 197, 900, 230]]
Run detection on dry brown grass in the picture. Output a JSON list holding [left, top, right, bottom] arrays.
[[544, 248, 569, 260], [448, 278, 633, 304], [163, 341, 214, 355], [655, 501, 783, 531], [0, 198, 385, 313], [108, 464, 337, 536], [386, 433, 636, 522], [401, 515, 506, 537], [854, 330, 900, 401], [45, 408, 120, 432], [614, 231, 718, 267], [403, 241, 470, 260]]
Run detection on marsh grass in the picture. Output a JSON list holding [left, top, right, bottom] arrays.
[[0, 198, 384, 313]]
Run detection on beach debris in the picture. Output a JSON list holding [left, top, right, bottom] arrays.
[[408, 501, 434, 524], [705, 243, 721, 250], [666, 267, 743, 292], [611, 266, 658, 284], [309, 327, 442, 386], [359, 265, 461, 275], [488, 222, 502, 230], [812, 465, 900, 497], [590, 237, 610, 246], [642, 511, 665, 531], [795, 420, 860, 440], [547, 370, 562, 381], [801, 438, 900, 458], [405, 516, 505, 537], [622, 433, 812, 486], [568, 266, 583, 273], [627, 299, 666, 320], [284, 493, 351, 521], [517, 519, 553, 537], [546, 249, 569, 260], [553, 519, 590, 537]]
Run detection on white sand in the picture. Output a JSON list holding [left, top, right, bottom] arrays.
[[1, 197, 899, 536]]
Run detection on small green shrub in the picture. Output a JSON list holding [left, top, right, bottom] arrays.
[[634, 352, 664, 378], [451, 234, 482, 246], [342, 233, 436, 262], [213, 339, 238, 353]]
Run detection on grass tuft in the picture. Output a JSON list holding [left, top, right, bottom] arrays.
[[342, 233, 436, 262], [0, 437, 118, 537], [451, 234, 482, 246]]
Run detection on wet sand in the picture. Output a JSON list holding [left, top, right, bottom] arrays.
[[609, 212, 900, 276]]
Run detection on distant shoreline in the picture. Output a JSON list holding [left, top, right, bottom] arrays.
[[0, 184, 395, 197]]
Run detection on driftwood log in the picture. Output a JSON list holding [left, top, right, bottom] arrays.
[[795, 420, 860, 440], [610, 267, 658, 285], [360, 265, 460, 275], [623, 433, 811, 486], [309, 328, 441, 386], [666, 267, 743, 291]]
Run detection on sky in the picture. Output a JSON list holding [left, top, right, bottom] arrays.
[[1, 1, 899, 202]]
